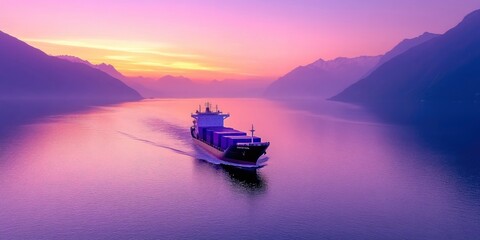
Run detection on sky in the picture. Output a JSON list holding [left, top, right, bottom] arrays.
[[1, 0, 479, 80]]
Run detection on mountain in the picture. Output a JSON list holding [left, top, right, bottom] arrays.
[[58, 56, 271, 98], [264, 56, 381, 98], [157, 75, 194, 88], [0, 31, 142, 103], [56, 55, 157, 97], [148, 75, 197, 97], [369, 32, 440, 73], [332, 9, 480, 106], [144, 75, 271, 98], [57, 55, 126, 80]]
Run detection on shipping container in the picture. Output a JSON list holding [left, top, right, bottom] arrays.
[[221, 136, 261, 150], [205, 127, 233, 144], [197, 127, 206, 139], [213, 131, 246, 147]]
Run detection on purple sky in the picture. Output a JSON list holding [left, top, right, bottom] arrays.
[[1, 0, 479, 79]]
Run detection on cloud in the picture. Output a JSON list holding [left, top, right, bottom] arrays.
[[105, 55, 136, 61], [25, 38, 202, 59], [23, 37, 254, 78], [133, 61, 230, 72]]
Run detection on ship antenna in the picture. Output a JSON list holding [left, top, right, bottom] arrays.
[[216, 104, 218, 112], [199, 104, 201, 112], [250, 124, 255, 143]]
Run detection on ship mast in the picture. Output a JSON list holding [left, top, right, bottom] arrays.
[[250, 124, 255, 143]]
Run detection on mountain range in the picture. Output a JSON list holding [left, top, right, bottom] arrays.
[[264, 56, 381, 98], [367, 32, 440, 74], [148, 75, 272, 98], [332, 9, 480, 106], [264, 31, 443, 99], [58, 56, 272, 98], [0, 31, 141, 104]]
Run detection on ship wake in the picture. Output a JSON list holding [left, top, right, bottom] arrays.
[[117, 131, 194, 157]]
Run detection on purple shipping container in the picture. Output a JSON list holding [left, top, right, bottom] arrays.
[[213, 131, 246, 147], [205, 127, 232, 144], [197, 127, 222, 140], [197, 127, 206, 139], [221, 136, 261, 150]]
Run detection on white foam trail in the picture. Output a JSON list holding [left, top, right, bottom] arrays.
[[117, 131, 195, 157]]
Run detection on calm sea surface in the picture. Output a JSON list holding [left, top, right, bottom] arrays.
[[1, 98, 480, 239]]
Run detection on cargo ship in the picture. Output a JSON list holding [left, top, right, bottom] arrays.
[[191, 103, 270, 166]]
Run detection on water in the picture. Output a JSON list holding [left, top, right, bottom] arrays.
[[1, 98, 480, 239]]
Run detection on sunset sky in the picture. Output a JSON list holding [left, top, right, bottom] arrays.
[[1, 0, 479, 80]]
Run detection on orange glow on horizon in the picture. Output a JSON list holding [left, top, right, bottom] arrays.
[[24, 38, 266, 80]]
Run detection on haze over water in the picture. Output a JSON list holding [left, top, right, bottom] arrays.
[[1, 98, 479, 239]]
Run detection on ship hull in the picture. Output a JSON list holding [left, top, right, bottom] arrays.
[[192, 137, 269, 165]]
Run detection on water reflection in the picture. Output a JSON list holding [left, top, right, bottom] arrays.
[[408, 108, 480, 202], [280, 98, 480, 160], [361, 102, 480, 159], [274, 98, 480, 202], [194, 159, 268, 195], [286, 98, 480, 205], [220, 165, 267, 194], [271, 97, 379, 123], [0, 100, 86, 159], [0, 100, 89, 125], [0, 99, 99, 143]]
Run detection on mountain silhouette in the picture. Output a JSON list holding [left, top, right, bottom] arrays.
[[59, 56, 271, 98], [157, 75, 194, 87], [330, 9, 480, 155], [56, 55, 159, 97], [264, 56, 381, 98], [332, 9, 480, 106], [146, 75, 271, 98], [367, 32, 440, 75], [0, 31, 142, 103], [57, 55, 126, 80]]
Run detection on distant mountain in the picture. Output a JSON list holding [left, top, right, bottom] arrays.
[[264, 56, 381, 98], [58, 56, 271, 98], [144, 75, 271, 98], [147, 75, 196, 97], [0, 31, 142, 104], [157, 75, 194, 88], [332, 9, 480, 106]]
